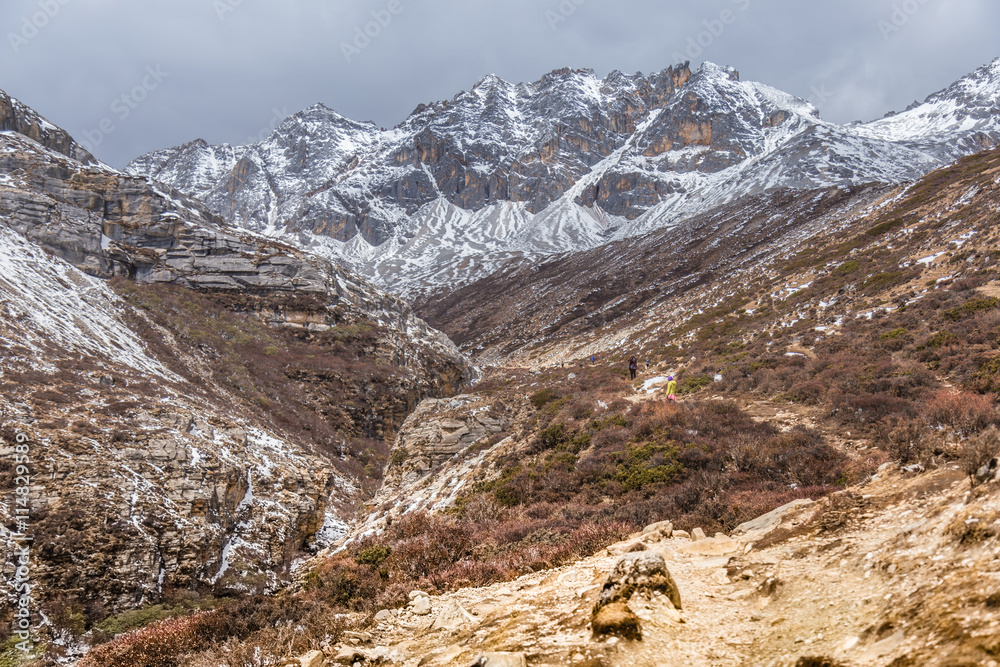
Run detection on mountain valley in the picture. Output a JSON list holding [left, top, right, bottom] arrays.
[[2, 56, 1000, 667]]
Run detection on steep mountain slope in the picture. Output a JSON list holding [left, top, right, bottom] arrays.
[[272, 464, 1000, 667], [128, 59, 1000, 297], [127, 65, 689, 244], [418, 146, 1000, 367], [414, 184, 892, 361], [0, 226, 357, 609], [0, 91, 471, 642], [42, 81, 1000, 667], [854, 57, 1000, 151]]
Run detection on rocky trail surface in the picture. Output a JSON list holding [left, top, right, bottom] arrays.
[[275, 361, 1000, 667], [295, 462, 1000, 667]]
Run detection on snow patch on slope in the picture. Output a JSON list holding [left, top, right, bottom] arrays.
[[0, 226, 178, 378]]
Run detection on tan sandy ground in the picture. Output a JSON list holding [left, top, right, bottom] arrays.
[[317, 463, 1000, 667]]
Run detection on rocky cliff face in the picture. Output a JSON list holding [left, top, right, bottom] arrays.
[[127, 64, 693, 246], [128, 59, 1000, 298], [0, 224, 348, 612], [0, 123, 465, 374], [0, 94, 472, 622], [0, 90, 96, 166]]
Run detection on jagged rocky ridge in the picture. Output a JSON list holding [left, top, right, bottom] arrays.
[[419, 146, 1000, 367], [128, 59, 1000, 297], [0, 111, 465, 374], [0, 93, 472, 617], [0, 90, 97, 167]]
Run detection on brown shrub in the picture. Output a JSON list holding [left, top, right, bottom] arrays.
[[31, 390, 72, 404], [925, 390, 997, 437], [833, 393, 916, 426], [947, 509, 1000, 544], [882, 419, 932, 465], [787, 380, 825, 404], [78, 612, 209, 667], [83, 597, 346, 667], [965, 426, 1000, 487]]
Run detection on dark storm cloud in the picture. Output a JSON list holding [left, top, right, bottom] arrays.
[[0, 0, 996, 168]]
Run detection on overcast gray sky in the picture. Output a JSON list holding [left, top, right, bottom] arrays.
[[1, 0, 997, 168]]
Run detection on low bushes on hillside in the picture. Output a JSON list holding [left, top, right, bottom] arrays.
[[78, 597, 345, 667], [287, 395, 855, 619]]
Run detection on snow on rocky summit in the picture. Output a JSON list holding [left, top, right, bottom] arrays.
[[128, 59, 1000, 299]]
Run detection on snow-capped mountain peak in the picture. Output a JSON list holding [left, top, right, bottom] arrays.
[[854, 59, 1000, 144], [128, 58, 1000, 298]]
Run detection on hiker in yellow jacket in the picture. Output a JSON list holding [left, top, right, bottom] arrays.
[[666, 375, 678, 402]]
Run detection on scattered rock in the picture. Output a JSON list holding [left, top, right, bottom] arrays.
[[332, 646, 377, 664], [693, 555, 732, 569], [298, 649, 325, 667], [432, 598, 476, 631], [596, 551, 682, 612], [681, 533, 741, 557], [409, 589, 429, 600], [672, 530, 691, 539], [977, 456, 1000, 485], [629, 587, 684, 624], [592, 602, 643, 641], [859, 630, 905, 661], [374, 609, 393, 622], [692, 527, 707, 541], [410, 595, 432, 615], [759, 577, 783, 597], [625, 541, 648, 553], [642, 520, 674, 539], [466, 652, 528, 667], [332, 647, 359, 664], [731, 499, 815, 543], [342, 630, 372, 645], [366, 647, 395, 662]]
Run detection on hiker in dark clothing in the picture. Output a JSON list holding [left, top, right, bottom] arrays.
[[628, 355, 638, 380]]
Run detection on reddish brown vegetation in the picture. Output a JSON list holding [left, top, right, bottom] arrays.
[[78, 597, 345, 667], [108, 280, 465, 481]]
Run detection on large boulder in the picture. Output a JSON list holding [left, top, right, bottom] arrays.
[[731, 499, 816, 543], [596, 551, 682, 612], [432, 599, 476, 631], [592, 602, 643, 641], [641, 520, 674, 539]]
